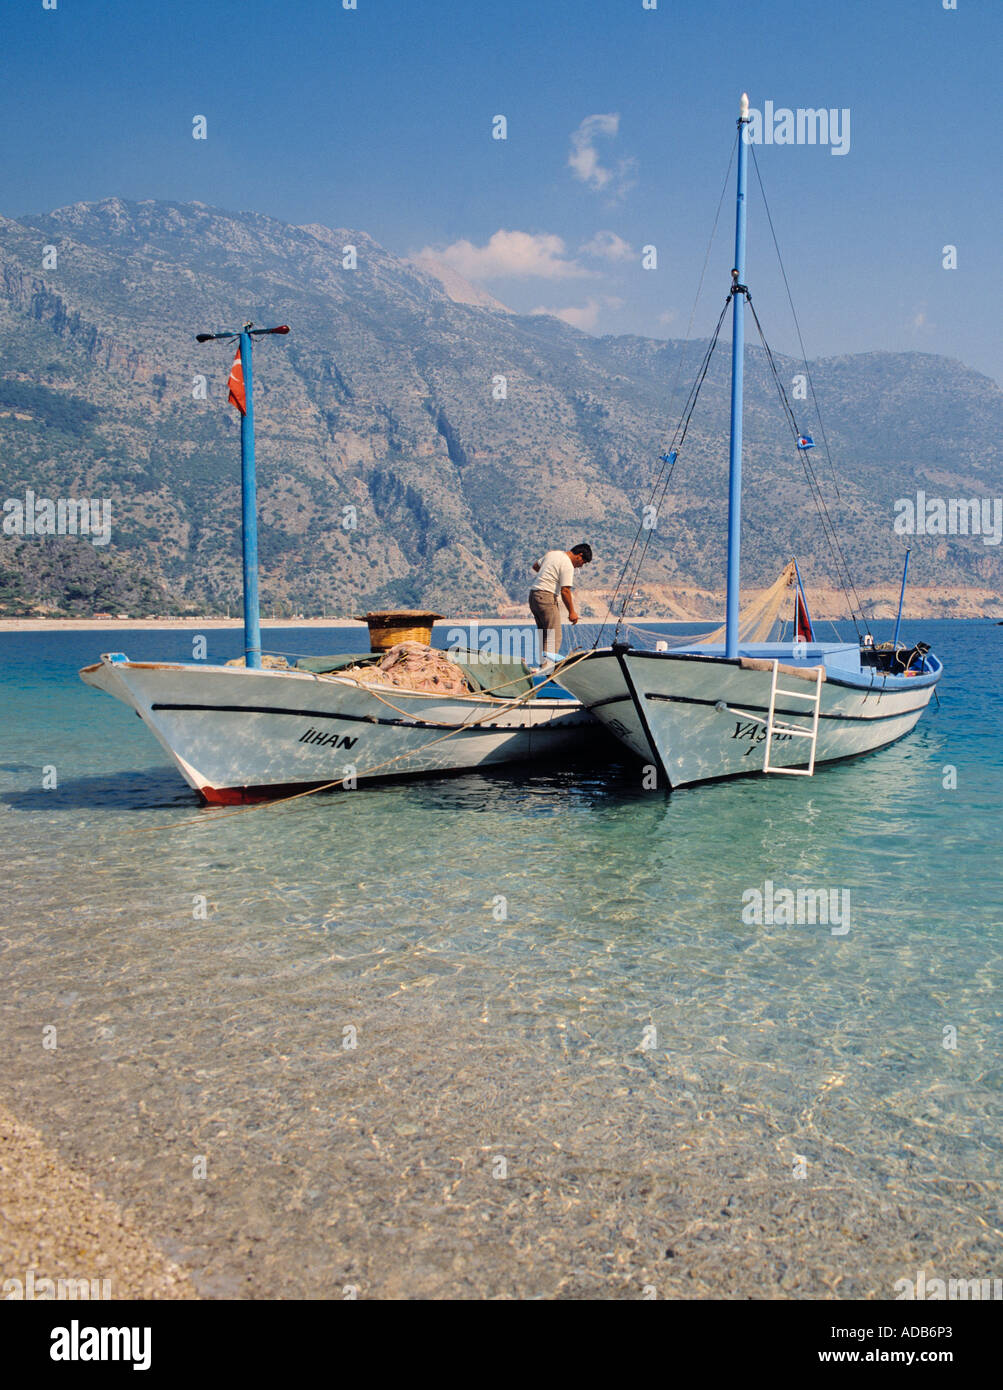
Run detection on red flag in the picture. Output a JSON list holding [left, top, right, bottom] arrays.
[[795, 586, 815, 643], [227, 347, 246, 415]]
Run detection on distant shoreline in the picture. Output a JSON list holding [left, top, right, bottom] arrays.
[[2, 580, 999, 631], [0, 617, 369, 632], [0, 607, 994, 633], [0, 615, 691, 633]]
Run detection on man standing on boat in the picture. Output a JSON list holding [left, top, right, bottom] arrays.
[[529, 543, 592, 664]]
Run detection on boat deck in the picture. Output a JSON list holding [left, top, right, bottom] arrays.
[[618, 641, 943, 691]]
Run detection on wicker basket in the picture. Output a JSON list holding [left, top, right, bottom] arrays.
[[356, 610, 444, 652]]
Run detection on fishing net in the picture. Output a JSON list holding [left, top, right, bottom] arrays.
[[687, 560, 797, 646], [584, 560, 798, 652], [340, 641, 474, 696]]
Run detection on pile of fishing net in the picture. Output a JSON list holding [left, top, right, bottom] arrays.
[[341, 641, 474, 695], [225, 653, 291, 668]]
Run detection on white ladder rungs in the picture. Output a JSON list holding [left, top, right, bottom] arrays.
[[763, 660, 824, 776]]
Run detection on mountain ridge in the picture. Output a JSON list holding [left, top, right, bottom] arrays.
[[0, 197, 1000, 619]]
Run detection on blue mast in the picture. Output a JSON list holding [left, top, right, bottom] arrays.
[[892, 548, 911, 648], [726, 93, 752, 659], [238, 327, 262, 669], [195, 321, 290, 671]]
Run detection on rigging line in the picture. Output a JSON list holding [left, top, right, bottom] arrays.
[[617, 306, 728, 625], [745, 297, 867, 634], [596, 297, 730, 640], [748, 141, 842, 501], [744, 296, 859, 620], [592, 137, 739, 651], [620, 296, 730, 579], [750, 306, 863, 634], [665, 130, 740, 422]]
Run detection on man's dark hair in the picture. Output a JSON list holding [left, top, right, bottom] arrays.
[[570, 543, 593, 563]]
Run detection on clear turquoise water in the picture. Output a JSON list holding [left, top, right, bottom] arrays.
[[0, 620, 1000, 1298]]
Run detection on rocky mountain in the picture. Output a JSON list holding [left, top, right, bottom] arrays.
[[1, 197, 1000, 618]]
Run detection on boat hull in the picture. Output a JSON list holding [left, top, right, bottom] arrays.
[[79, 656, 600, 802], [558, 647, 940, 787]]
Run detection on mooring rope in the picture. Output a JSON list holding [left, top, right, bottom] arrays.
[[121, 648, 600, 835]]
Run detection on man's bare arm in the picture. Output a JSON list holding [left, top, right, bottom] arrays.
[[560, 586, 579, 623]]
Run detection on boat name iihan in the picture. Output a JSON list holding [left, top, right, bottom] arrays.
[[298, 728, 359, 750]]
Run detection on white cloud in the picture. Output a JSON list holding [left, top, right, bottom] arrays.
[[580, 230, 635, 262], [568, 114, 637, 198], [418, 229, 588, 282], [532, 298, 603, 332]]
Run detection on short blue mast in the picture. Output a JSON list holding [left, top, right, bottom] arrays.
[[726, 93, 752, 659], [238, 326, 262, 669], [892, 548, 911, 648], [196, 321, 290, 671]]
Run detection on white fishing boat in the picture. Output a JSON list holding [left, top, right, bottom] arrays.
[[80, 645, 596, 804], [557, 94, 943, 787], [79, 321, 597, 802]]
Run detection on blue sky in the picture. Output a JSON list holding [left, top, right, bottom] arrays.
[[3, 0, 1000, 383]]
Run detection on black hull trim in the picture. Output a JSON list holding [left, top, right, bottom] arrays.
[[149, 701, 591, 735], [614, 651, 667, 781], [669, 726, 922, 790], [645, 693, 931, 724]]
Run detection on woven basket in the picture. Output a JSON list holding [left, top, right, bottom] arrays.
[[356, 610, 444, 652]]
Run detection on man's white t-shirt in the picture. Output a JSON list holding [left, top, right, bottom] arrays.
[[530, 550, 574, 596]]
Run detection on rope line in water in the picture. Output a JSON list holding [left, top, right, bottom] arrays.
[[122, 648, 600, 835]]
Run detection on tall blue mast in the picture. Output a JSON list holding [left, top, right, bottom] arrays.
[[237, 327, 262, 669], [725, 93, 752, 659], [196, 321, 290, 671]]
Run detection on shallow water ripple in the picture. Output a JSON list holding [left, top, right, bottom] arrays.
[[0, 622, 1000, 1296]]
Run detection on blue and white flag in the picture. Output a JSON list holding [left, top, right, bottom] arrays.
[[797, 434, 815, 450]]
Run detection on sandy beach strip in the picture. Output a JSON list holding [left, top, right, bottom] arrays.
[[0, 617, 370, 632], [0, 1102, 196, 1300], [0, 614, 655, 632]]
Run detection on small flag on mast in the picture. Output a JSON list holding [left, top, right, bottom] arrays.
[[227, 348, 246, 415], [797, 433, 815, 450]]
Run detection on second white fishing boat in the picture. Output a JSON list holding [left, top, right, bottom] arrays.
[[557, 93, 943, 787]]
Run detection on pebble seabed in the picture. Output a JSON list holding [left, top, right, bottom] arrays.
[[1, 622, 999, 1299]]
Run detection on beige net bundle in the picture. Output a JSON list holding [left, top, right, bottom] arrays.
[[691, 560, 797, 647], [340, 641, 474, 695]]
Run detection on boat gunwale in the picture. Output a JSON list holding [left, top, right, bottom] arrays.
[[560, 645, 943, 693], [79, 657, 575, 707]]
